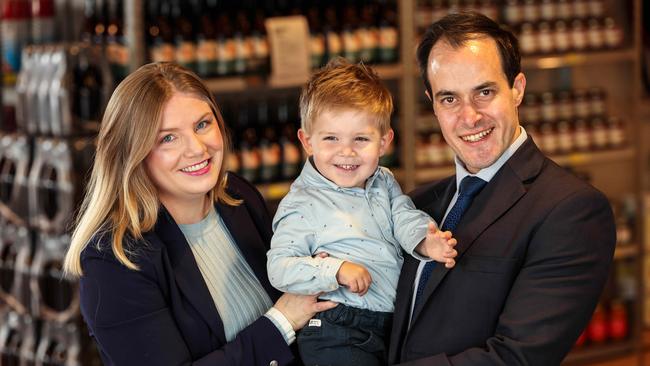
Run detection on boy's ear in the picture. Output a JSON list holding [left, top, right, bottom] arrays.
[[379, 129, 395, 156], [297, 128, 313, 155]]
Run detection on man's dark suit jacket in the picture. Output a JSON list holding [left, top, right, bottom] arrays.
[[389, 137, 616, 365], [79, 173, 295, 366]]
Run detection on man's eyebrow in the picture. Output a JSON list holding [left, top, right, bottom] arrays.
[[433, 82, 498, 99], [474, 81, 498, 91], [434, 89, 456, 99]]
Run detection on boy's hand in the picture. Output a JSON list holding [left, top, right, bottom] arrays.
[[416, 222, 458, 268], [336, 262, 372, 296]]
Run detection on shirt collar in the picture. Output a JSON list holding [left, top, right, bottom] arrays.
[[454, 126, 528, 188]]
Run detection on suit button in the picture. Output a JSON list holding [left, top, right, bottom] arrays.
[[269, 361, 278, 366]]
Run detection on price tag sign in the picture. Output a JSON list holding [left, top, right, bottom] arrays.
[[265, 15, 311, 88]]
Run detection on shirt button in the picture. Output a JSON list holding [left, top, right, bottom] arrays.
[[269, 361, 278, 366]]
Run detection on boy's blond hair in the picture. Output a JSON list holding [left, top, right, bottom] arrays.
[[299, 57, 393, 135]]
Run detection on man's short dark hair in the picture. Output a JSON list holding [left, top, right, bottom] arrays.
[[417, 12, 521, 95]]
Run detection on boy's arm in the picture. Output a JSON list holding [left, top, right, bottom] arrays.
[[382, 168, 436, 259], [267, 202, 344, 295]]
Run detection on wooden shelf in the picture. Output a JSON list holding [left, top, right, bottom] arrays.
[[203, 63, 403, 93], [256, 181, 293, 201], [550, 147, 636, 167], [639, 100, 650, 119], [522, 48, 637, 70], [614, 244, 640, 260], [413, 148, 636, 184], [563, 340, 637, 365], [414, 164, 455, 184]]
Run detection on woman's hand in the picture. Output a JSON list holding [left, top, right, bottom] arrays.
[[273, 293, 337, 331]]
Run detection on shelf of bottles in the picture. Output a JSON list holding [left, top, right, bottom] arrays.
[[415, 0, 626, 52], [145, 0, 401, 87], [0, 10, 109, 361]]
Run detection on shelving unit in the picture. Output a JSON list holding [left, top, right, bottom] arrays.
[[200, 63, 405, 94], [521, 48, 637, 70]]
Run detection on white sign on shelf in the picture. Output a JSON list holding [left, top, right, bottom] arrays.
[[265, 15, 311, 88]]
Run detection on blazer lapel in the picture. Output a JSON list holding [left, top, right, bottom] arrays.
[[411, 137, 545, 324], [155, 206, 227, 343]]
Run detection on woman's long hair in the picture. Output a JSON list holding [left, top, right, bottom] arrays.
[[63, 62, 239, 277]]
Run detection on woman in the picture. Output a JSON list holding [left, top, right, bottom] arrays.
[[63, 62, 336, 365]]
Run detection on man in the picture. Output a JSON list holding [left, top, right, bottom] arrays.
[[389, 12, 615, 365]]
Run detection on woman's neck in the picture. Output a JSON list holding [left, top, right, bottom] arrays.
[[160, 194, 211, 225]]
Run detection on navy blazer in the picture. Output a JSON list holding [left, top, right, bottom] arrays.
[[389, 137, 616, 365], [80, 173, 295, 366]]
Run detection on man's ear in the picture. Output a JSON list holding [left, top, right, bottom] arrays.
[[425, 90, 437, 117], [297, 128, 313, 155], [512, 72, 526, 107], [379, 128, 395, 156]]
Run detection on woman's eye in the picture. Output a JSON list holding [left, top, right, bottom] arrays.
[[161, 134, 174, 144], [196, 120, 209, 130]]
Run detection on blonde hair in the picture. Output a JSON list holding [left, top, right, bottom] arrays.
[[64, 62, 239, 277], [299, 57, 393, 135]]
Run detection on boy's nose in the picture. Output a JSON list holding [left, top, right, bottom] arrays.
[[340, 146, 356, 156]]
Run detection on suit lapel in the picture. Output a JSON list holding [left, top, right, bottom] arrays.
[[410, 137, 545, 324], [155, 206, 227, 343]]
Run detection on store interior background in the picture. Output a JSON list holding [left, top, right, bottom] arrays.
[[0, 0, 649, 364]]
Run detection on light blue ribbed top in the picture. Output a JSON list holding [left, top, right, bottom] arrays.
[[178, 207, 274, 342]]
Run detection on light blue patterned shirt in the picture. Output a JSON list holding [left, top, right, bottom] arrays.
[[267, 159, 434, 312]]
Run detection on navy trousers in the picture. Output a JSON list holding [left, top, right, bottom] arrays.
[[297, 304, 392, 366]]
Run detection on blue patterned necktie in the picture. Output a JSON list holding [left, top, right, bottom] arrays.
[[413, 176, 487, 308]]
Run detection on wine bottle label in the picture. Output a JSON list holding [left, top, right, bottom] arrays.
[[151, 43, 176, 63], [342, 30, 360, 63], [310, 34, 325, 68], [327, 31, 342, 56]]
